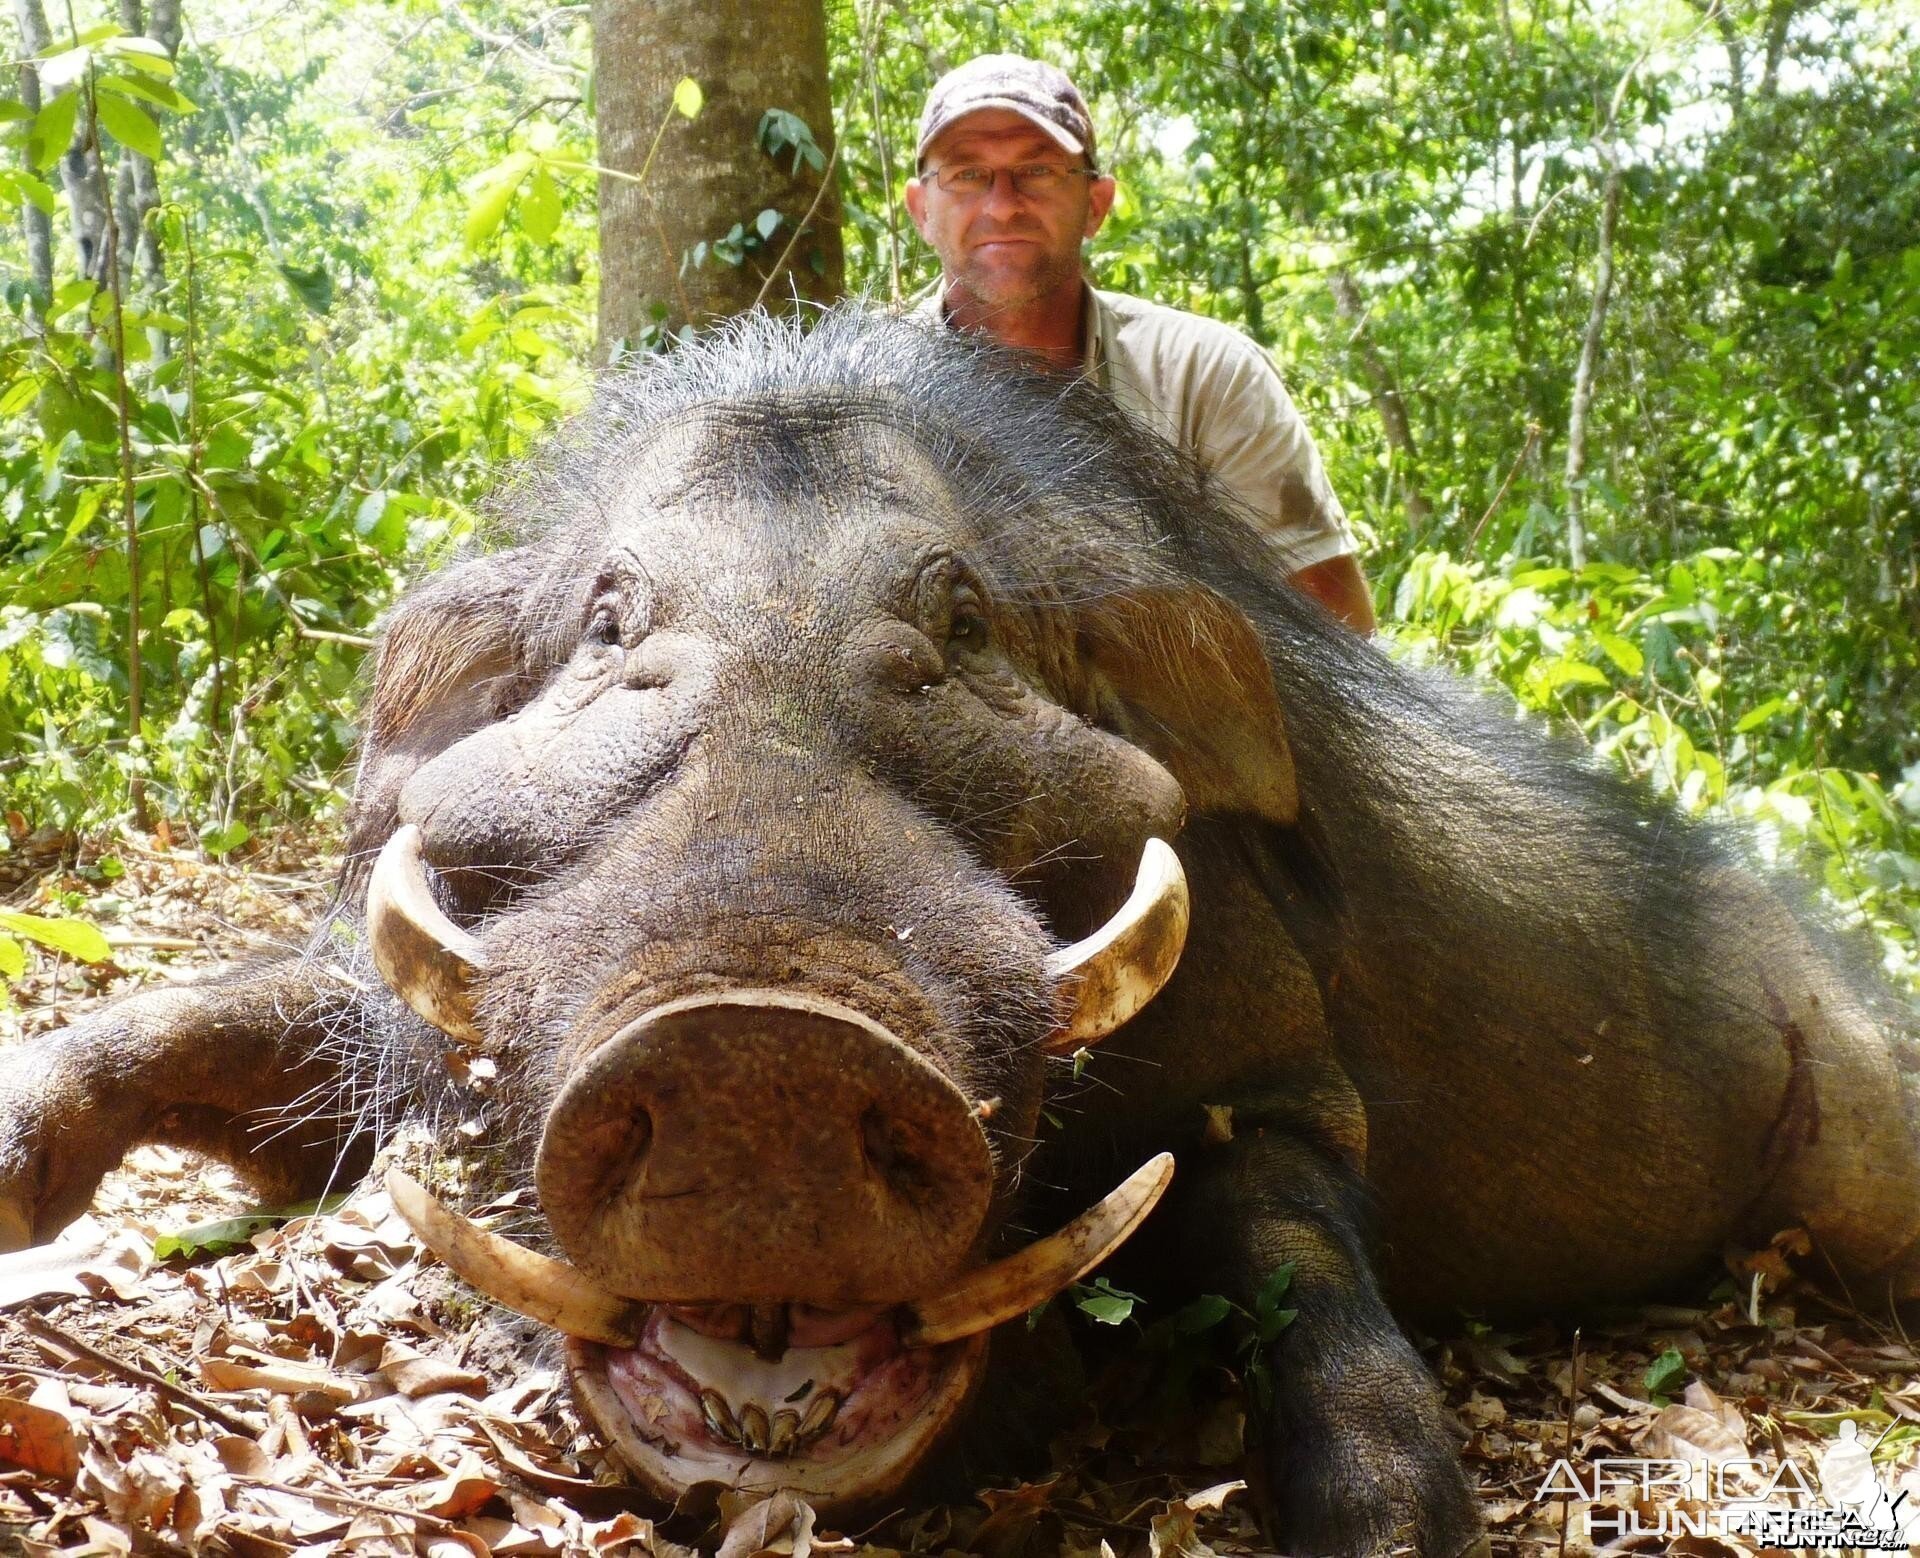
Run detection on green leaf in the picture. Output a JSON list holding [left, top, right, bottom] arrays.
[[277, 262, 333, 315], [519, 162, 561, 244], [1072, 1275, 1144, 1325], [758, 108, 824, 174], [30, 91, 78, 171], [199, 820, 250, 857], [153, 1192, 348, 1261], [755, 207, 781, 241], [1734, 697, 1788, 733], [1643, 1347, 1688, 1401], [95, 73, 195, 115], [672, 77, 702, 119], [1166, 1292, 1234, 1334], [1595, 631, 1644, 676], [1536, 659, 1611, 691], [1259, 1307, 1299, 1342], [9, 171, 55, 215], [58, 23, 123, 50], [0, 935, 24, 982], [1254, 1261, 1296, 1315], [96, 93, 163, 159], [354, 489, 389, 537], [465, 152, 532, 248], [39, 605, 117, 678], [101, 36, 175, 76], [1254, 1261, 1298, 1342], [0, 375, 40, 417], [0, 910, 111, 963]]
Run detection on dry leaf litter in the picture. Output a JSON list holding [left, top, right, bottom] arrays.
[[4, 825, 1919, 1555]]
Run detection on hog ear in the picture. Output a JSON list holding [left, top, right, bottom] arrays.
[[345, 550, 538, 871], [1080, 585, 1299, 825]]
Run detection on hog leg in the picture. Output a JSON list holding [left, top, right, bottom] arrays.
[[1165, 1126, 1484, 1558], [0, 965, 367, 1251]]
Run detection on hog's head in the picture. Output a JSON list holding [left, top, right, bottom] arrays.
[[345, 309, 1301, 1514]]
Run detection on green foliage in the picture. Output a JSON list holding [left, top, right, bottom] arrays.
[[0, 0, 597, 842], [1119, 1265, 1298, 1415], [1388, 547, 1920, 992]]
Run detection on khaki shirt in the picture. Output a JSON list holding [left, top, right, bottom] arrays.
[[913, 285, 1356, 574]]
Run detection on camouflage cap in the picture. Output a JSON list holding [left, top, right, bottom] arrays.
[[916, 54, 1098, 169]]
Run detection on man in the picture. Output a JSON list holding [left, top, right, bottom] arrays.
[[904, 54, 1376, 632]]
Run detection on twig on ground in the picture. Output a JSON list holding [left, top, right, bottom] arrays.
[[16, 1312, 265, 1437], [233, 1476, 460, 1533]]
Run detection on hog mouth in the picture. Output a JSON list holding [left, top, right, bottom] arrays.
[[566, 1311, 988, 1509], [385, 1156, 1172, 1512]]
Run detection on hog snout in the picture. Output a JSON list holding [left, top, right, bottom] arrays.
[[534, 989, 994, 1308]]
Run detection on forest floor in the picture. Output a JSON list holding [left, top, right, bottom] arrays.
[[3, 829, 1919, 1556]]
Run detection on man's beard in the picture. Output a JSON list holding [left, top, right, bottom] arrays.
[[955, 235, 1083, 312]]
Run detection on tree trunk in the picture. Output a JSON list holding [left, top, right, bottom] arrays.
[[593, 0, 844, 350], [11, 0, 52, 306], [1759, 0, 1800, 102], [1564, 163, 1624, 572], [1329, 267, 1433, 535], [1684, 0, 1745, 118], [112, 0, 170, 287], [15, 0, 109, 284]]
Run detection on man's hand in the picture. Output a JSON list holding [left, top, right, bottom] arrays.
[[1289, 554, 1377, 633]]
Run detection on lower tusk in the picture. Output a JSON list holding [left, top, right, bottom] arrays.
[[901, 1153, 1174, 1346], [1044, 839, 1189, 1052], [385, 1169, 645, 1347], [367, 825, 488, 1050]]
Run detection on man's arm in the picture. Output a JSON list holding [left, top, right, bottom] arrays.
[[1290, 554, 1377, 634], [1174, 325, 1375, 635]]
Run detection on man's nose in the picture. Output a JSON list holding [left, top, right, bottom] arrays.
[[980, 172, 1026, 220]]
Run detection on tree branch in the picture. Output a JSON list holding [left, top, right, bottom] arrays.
[[1563, 160, 1623, 571]]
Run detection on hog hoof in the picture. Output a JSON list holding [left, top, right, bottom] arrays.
[[1269, 1426, 1481, 1558], [1264, 1332, 1483, 1557]]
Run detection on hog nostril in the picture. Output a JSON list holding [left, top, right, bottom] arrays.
[[576, 1109, 653, 1206], [859, 1104, 938, 1209]]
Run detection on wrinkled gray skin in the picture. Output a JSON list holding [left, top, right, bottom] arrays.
[[5, 309, 1920, 1558]]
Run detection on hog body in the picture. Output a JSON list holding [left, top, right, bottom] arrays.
[[3, 307, 1917, 1558]]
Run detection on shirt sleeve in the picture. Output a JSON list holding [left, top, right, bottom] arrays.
[[1186, 339, 1357, 576]]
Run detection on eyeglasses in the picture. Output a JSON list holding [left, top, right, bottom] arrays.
[[924, 163, 1101, 199]]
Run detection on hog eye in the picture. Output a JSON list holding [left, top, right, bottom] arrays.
[[947, 596, 989, 655]]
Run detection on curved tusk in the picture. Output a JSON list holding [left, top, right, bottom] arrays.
[[386, 1169, 646, 1347], [368, 825, 487, 1049], [901, 1153, 1174, 1347], [1044, 838, 1189, 1052]]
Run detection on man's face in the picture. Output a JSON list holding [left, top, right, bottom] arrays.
[[905, 109, 1116, 313]]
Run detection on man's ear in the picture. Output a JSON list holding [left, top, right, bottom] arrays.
[[904, 176, 930, 238], [1078, 583, 1298, 825], [1084, 173, 1116, 238]]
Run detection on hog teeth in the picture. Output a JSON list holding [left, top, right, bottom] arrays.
[[694, 1387, 841, 1456]]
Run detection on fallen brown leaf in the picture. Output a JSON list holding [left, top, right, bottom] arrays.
[[0, 1388, 83, 1480]]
